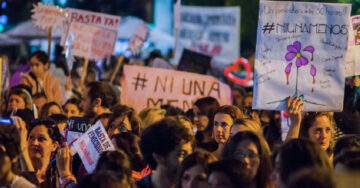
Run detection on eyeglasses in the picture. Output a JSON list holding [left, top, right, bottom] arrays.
[[233, 152, 259, 160], [110, 122, 129, 132]]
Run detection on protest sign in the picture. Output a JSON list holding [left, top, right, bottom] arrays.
[[120, 65, 231, 112], [174, 6, 240, 71], [345, 16, 360, 77], [61, 8, 120, 47], [129, 23, 149, 55], [177, 49, 211, 74], [68, 22, 118, 60], [253, 1, 351, 112], [31, 2, 66, 30], [281, 111, 290, 141], [65, 117, 91, 146], [73, 120, 115, 173]]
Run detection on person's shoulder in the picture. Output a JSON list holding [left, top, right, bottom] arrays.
[[136, 174, 153, 188], [12, 176, 37, 188]]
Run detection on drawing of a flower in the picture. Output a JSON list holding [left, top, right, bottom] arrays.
[[285, 41, 309, 67]]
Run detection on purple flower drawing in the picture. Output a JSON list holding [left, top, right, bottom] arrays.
[[285, 41, 309, 67]]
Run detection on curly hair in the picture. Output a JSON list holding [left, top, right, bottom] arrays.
[[0, 122, 20, 160], [107, 105, 143, 136], [30, 50, 49, 65]]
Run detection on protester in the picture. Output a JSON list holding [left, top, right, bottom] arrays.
[[106, 105, 143, 138], [223, 131, 273, 188], [212, 105, 243, 159], [63, 98, 82, 118], [207, 159, 252, 188], [333, 150, 360, 173], [21, 50, 62, 104], [76, 171, 130, 188], [0, 122, 36, 188], [39, 102, 64, 117], [193, 97, 220, 152], [6, 87, 33, 111], [139, 108, 166, 128], [333, 135, 360, 158], [32, 93, 48, 113], [286, 167, 336, 188], [230, 118, 263, 137], [137, 117, 194, 188], [177, 149, 217, 188], [271, 139, 332, 188], [111, 132, 151, 180]]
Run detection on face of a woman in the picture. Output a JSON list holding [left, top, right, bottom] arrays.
[[8, 94, 26, 111], [48, 105, 62, 116], [181, 164, 207, 188], [64, 103, 81, 118], [108, 116, 132, 138], [233, 139, 260, 179], [193, 106, 209, 131], [213, 113, 233, 145], [30, 56, 47, 78], [28, 125, 58, 161], [208, 171, 235, 188], [307, 116, 332, 151]]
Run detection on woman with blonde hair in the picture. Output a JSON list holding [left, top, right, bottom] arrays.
[[139, 108, 166, 128]]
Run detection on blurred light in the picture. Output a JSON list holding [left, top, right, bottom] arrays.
[[0, 15, 8, 25], [1, 2, 6, 9], [58, 0, 68, 6], [0, 25, 4, 32]]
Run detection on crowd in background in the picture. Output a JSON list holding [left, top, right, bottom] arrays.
[[0, 50, 360, 188]]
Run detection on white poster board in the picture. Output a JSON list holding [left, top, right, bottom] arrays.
[[280, 111, 290, 141], [253, 1, 351, 112], [31, 2, 66, 30], [175, 6, 240, 71], [73, 121, 115, 173], [120, 65, 231, 112]]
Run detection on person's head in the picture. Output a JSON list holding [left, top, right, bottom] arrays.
[[140, 117, 194, 176], [27, 118, 63, 167], [94, 150, 133, 186], [0, 122, 20, 185], [271, 139, 331, 188], [63, 98, 82, 118], [286, 167, 335, 188], [193, 97, 220, 132], [207, 159, 252, 188], [7, 88, 32, 111], [241, 92, 253, 108], [111, 132, 146, 171], [176, 115, 194, 136], [32, 92, 48, 113], [76, 170, 134, 188], [213, 105, 243, 145], [29, 50, 49, 78], [85, 68, 97, 84], [223, 131, 272, 188], [333, 150, 360, 173], [300, 112, 335, 153], [39, 102, 63, 117], [139, 108, 166, 129], [230, 118, 263, 137], [107, 105, 143, 137], [49, 114, 68, 132], [161, 105, 185, 117], [80, 81, 115, 117], [232, 87, 246, 106], [177, 149, 217, 188], [333, 135, 360, 158]]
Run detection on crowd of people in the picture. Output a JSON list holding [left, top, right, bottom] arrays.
[[1, 50, 360, 188]]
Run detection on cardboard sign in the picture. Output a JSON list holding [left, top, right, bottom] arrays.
[[61, 8, 120, 46], [345, 16, 360, 77], [65, 117, 91, 146], [129, 23, 149, 55], [281, 111, 290, 141], [31, 2, 66, 30], [177, 49, 211, 74], [120, 65, 231, 112], [174, 6, 240, 71], [68, 22, 118, 60], [73, 121, 115, 173], [253, 1, 351, 112]]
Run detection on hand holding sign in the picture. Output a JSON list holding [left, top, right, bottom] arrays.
[[56, 143, 73, 178]]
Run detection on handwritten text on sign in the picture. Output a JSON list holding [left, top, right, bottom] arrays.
[[120, 65, 231, 112], [73, 121, 115, 173], [31, 3, 66, 30], [69, 22, 117, 60], [253, 1, 351, 112], [175, 6, 240, 70]]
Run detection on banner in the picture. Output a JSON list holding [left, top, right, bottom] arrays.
[[120, 65, 231, 112], [31, 2, 66, 30], [68, 22, 118, 60], [175, 6, 240, 71], [253, 1, 351, 112], [73, 121, 115, 173], [65, 117, 91, 146]]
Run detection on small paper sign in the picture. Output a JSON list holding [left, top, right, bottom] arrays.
[[31, 2, 66, 30]]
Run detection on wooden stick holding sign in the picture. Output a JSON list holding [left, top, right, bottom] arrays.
[[0, 57, 2, 112], [110, 55, 124, 84], [48, 26, 52, 56], [78, 58, 89, 92]]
